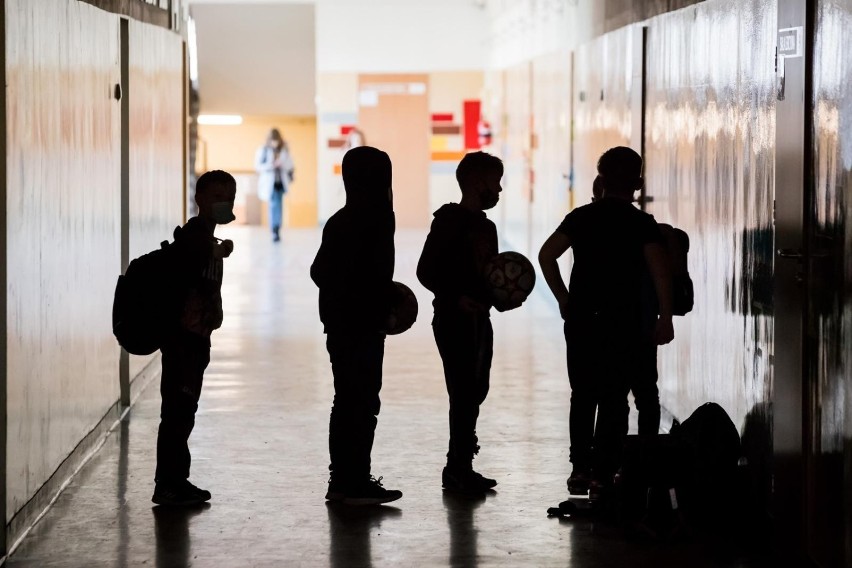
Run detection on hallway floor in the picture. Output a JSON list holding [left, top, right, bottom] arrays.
[[7, 226, 769, 567]]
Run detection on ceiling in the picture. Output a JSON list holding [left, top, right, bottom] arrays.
[[190, 2, 316, 116]]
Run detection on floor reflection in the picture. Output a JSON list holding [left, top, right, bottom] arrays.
[[152, 503, 211, 568], [443, 491, 491, 567], [326, 502, 402, 568]]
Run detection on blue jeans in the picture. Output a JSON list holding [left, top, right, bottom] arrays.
[[269, 188, 284, 233]]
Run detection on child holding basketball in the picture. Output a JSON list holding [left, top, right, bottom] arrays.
[[310, 146, 403, 506], [417, 151, 523, 494]]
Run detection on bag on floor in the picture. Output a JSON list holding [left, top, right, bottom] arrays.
[[658, 223, 694, 316], [616, 434, 693, 539], [112, 228, 183, 355], [671, 402, 741, 527]]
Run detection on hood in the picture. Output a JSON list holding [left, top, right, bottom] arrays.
[[433, 202, 481, 222], [342, 146, 392, 209]]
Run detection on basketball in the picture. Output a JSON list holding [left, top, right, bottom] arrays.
[[386, 281, 418, 335], [484, 251, 536, 308]]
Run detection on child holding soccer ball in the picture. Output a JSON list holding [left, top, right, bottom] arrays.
[[417, 151, 524, 495]]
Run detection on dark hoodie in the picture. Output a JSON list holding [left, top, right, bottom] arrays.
[[310, 147, 396, 333], [417, 203, 498, 313], [171, 217, 224, 337]]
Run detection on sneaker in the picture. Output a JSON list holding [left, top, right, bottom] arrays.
[[468, 469, 498, 490], [567, 469, 591, 495], [341, 476, 402, 506], [152, 480, 212, 506], [588, 478, 612, 503], [442, 467, 495, 494], [325, 478, 346, 502]]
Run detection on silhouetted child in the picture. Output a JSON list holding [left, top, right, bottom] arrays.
[[310, 146, 403, 506], [595, 172, 662, 436], [591, 174, 604, 202], [153, 169, 236, 506], [417, 151, 519, 494], [538, 147, 673, 500]]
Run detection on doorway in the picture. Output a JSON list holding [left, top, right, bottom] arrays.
[[357, 74, 430, 228]]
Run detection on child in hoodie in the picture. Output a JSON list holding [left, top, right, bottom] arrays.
[[310, 146, 403, 506], [417, 151, 518, 494]]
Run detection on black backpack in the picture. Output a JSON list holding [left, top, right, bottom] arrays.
[[112, 230, 184, 355], [616, 402, 741, 538], [658, 223, 694, 316], [671, 402, 742, 528]]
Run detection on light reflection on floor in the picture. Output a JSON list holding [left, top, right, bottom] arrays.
[[7, 226, 768, 567]]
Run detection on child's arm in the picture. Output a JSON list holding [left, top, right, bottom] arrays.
[[538, 231, 572, 319], [644, 242, 674, 345], [310, 223, 339, 290], [416, 221, 449, 295]]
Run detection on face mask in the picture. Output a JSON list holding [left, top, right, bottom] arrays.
[[211, 201, 235, 224], [480, 187, 500, 210]]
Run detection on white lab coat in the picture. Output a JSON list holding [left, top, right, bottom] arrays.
[[254, 145, 295, 202]]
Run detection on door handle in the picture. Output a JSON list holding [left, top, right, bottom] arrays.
[[777, 248, 833, 259], [777, 248, 803, 259]]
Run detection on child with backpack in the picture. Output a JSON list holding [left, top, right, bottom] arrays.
[[310, 146, 403, 506], [538, 147, 674, 500], [417, 151, 523, 495], [152, 169, 236, 506]]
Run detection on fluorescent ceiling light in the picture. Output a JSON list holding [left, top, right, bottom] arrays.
[[198, 114, 243, 125]]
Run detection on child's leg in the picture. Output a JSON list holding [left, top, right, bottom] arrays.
[[632, 342, 661, 436], [591, 331, 634, 482], [471, 315, 494, 457], [564, 320, 598, 474], [592, 378, 630, 481], [434, 312, 487, 470], [156, 331, 210, 485], [326, 332, 385, 484]]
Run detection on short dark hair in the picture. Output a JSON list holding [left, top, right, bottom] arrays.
[[597, 147, 642, 193], [456, 151, 503, 190], [196, 170, 236, 196]]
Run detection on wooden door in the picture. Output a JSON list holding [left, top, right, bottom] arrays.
[[357, 74, 430, 228]]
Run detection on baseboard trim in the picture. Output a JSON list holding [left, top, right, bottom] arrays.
[[4, 354, 161, 558]]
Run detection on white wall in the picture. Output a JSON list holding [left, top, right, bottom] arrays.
[[486, 0, 605, 69], [6, 0, 121, 521], [316, 0, 488, 73], [6, 0, 187, 525], [192, 2, 316, 115]]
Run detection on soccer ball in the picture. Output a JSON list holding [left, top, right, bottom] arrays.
[[484, 251, 535, 309], [386, 281, 418, 335]]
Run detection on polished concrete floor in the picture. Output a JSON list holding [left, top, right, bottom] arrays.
[[7, 226, 770, 567]]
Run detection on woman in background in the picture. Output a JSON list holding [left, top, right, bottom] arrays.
[[255, 128, 295, 242]]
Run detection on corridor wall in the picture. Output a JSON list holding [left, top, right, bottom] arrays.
[[6, 0, 122, 528], [128, 22, 185, 379], [496, 61, 533, 254], [808, 0, 852, 563], [643, 0, 776, 436], [572, 25, 639, 209], [5, 0, 186, 547], [529, 49, 572, 259]]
